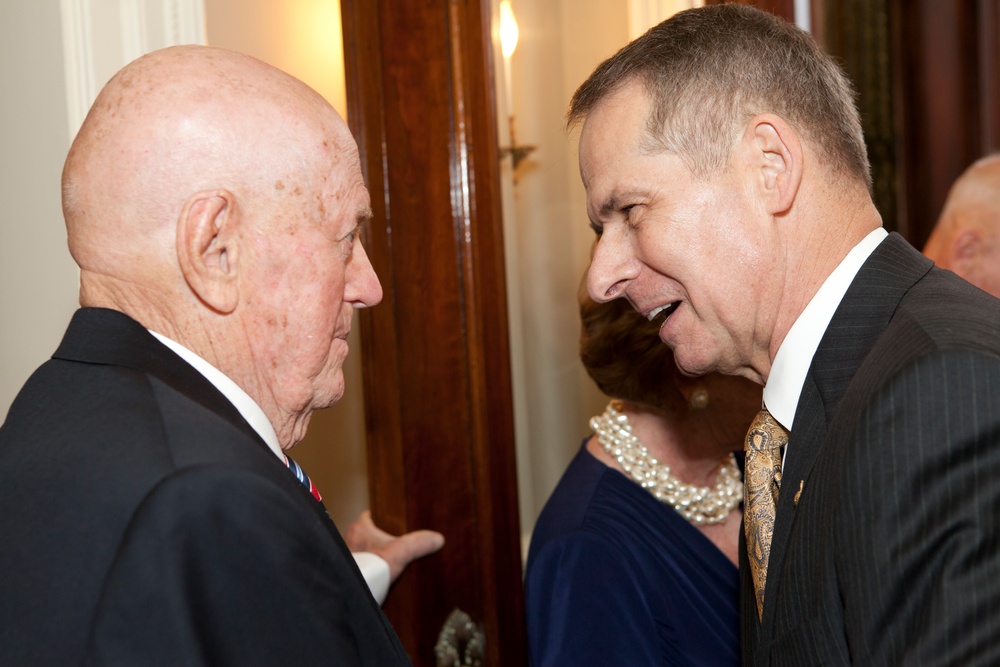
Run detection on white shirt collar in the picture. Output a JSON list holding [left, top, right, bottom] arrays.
[[148, 331, 284, 461], [763, 228, 888, 431]]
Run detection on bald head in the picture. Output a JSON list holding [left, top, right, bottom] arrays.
[[64, 45, 356, 302], [62, 45, 383, 447], [924, 155, 1000, 298]]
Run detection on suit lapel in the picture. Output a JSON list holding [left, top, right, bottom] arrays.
[[755, 234, 933, 655], [53, 308, 355, 539], [52, 308, 268, 451], [53, 309, 407, 657]]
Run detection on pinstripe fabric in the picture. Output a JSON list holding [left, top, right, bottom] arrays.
[[742, 234, 1000, 666]]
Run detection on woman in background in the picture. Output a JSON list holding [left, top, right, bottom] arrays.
[[525, 289, 761, 666]]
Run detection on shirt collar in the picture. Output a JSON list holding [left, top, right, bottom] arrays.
[[148, 331, 284, 461], [763, 228, 888, 431]]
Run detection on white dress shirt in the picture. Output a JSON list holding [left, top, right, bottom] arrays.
[[763, 228, 888, 466], [148, 331, 391, 604]]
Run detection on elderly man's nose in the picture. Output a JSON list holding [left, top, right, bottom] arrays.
[[347, 242, 383, 308]]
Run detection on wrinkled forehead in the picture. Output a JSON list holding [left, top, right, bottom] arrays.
[[313, 115, 365, 192], [577, 84, 655, 197], [289, 119, 369, 226]]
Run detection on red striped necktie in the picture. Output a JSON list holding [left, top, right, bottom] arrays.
[[284, 454, 322, 503]]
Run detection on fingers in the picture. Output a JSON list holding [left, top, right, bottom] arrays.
[[381, 530, 446, 582], [343, 509, 446, 582]]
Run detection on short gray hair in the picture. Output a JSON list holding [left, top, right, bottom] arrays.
[[568, 4, 871, 189]]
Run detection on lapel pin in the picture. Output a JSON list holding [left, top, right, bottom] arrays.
[[793, 479, 804, 506]]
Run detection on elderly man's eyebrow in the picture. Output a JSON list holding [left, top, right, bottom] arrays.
[[356, 205, 374, 231]]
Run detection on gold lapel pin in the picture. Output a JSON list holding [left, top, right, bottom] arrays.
[[793, 480, 804, 506]]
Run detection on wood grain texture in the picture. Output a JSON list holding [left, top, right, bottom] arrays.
[[341, 0, 527, 664]]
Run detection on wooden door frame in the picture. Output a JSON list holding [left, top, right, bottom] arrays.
[[340, 1, 527, 665], [890, 0, 999, 246]]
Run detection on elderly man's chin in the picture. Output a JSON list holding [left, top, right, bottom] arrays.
[[314, 368, 348, 410], [307, 336, 350, 402]]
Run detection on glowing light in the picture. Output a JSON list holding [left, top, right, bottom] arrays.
[[499, 1, 519, 60]]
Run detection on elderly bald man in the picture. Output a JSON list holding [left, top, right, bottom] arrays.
[[924, 154, 1000, 298], [0, 46, 435, 665]]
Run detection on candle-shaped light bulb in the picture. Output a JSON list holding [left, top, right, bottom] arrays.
[[499, 0, 519, 114], [500, 1, 519, 59]]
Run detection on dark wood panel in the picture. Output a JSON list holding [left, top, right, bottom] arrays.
[[892, 0, 984, 246], [803, 0, 1000, 247], [977, 0, 1000, 154], [821, 0, 898, 234], [341, 0, 526, 665]]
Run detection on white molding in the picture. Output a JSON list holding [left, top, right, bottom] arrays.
[[119, 0, 148, 64], [60, 0, 97, 143], [163, 0, 206, 46], [794, 0, 811, 33], [60, 0, 206, 143]]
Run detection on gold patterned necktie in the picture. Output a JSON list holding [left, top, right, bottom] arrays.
[[744, 407, 789, 619]]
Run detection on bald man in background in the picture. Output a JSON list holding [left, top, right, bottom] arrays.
[[924, 155, 1000, 298], [0, 46, 439, 666]]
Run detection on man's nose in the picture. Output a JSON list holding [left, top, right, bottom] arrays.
[[347, 241, 383, 308], [587, 231, 637, 303]]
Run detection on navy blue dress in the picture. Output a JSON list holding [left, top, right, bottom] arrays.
[[525, 442, 739, 666]]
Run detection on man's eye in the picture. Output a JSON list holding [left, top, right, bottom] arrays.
[[622, 205, 645, 229]]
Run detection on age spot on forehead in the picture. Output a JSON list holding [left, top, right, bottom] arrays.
[[275, 180, 285, 191]]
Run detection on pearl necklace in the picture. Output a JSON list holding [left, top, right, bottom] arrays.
[[590, 401, 743, 526]]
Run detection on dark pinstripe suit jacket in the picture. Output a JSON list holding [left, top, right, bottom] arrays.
[[741, 233, 1000, 666], [0, 308, 410, 666]]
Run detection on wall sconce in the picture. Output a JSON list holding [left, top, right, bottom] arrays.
[[498, 0, 536, 174]]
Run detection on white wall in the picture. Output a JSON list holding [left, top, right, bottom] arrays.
[[499, 0, 629, 551], [204, 0, 346, 115], [0, 2, 78, 421], [500, 0, 702, 554], [1, 0, 208, 423]]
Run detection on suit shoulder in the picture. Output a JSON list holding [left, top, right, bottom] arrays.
[[895, 267, 1000, 353]]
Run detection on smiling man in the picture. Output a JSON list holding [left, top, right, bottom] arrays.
[[0, 46, 424, 665], [571, 5, 1000, 666]]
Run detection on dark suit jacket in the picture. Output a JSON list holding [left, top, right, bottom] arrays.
[[0, 308, 410, 666], [742, 233, 1000, 666]]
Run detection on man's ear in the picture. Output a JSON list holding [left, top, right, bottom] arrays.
[[176, 190, 240, 314], [742, 114, 803, 216], [951, 228, 982, 271]]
